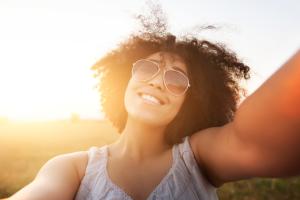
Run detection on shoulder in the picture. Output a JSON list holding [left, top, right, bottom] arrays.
[[189, 123, 263, 187], [189, 126, 227, 187], [69, 151, 89, 179], [9, 151, 89, 200], [36, 150, 89, 183], [189, 126, 220, 158], [51, 151, 89, 180]]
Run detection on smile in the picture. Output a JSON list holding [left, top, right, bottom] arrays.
[[140, 93, 163, 105]]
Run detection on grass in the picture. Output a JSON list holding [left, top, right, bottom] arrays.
[[0, 120, 299, 199]]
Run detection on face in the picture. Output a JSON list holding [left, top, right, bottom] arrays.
[[124, 52, 189, 127]]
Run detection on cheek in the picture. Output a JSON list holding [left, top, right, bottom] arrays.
[[171, 98, 185, 115], [124, 81, 134, 108], [165, 96, 185, 120], [124, 79, 141, 114]]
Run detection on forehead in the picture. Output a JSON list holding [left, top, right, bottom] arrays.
[[146, 52, 187, 73]]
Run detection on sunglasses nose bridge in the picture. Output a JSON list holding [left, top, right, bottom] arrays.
[[147, 66, 167, 90]]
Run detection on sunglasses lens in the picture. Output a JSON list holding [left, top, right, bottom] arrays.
[[164, 70, 189, 95], [132, 60, 158, 81]]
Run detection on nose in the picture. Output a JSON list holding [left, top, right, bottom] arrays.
[[147, 69, 165, 91]]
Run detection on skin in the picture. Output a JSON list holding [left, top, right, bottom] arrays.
[[6, 50, 300, 200]]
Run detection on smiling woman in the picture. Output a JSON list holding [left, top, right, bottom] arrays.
[[5, 2, 300, 200]]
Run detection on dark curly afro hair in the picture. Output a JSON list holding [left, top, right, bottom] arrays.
[[91, 5, 250, 145]]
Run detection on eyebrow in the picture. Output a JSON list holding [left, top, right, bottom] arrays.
[[147, 59, 188, 75]]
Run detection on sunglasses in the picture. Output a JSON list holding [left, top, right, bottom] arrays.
[[131, 59, 191, 96]]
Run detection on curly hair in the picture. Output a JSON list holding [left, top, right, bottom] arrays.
[[91, 7, 250, 145]]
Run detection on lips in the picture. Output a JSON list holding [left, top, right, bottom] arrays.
[[137, 91, 167, 105]]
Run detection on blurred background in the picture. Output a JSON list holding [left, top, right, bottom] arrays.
[[0, 0, 299, 199]]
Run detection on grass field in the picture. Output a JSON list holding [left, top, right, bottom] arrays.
[[0, 120, 299, 199]]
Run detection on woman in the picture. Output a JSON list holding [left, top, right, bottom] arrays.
[[6, 15, 300, 200]]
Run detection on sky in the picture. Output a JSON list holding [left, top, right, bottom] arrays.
[[0, 0, 299, 121]]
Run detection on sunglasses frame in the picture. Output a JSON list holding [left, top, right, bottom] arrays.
[[131, 59, 191, 96]]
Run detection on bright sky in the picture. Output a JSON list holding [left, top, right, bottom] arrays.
[[0, 0, 299, 121]]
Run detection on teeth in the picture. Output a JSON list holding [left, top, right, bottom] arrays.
[[141, 94, 162, 105]]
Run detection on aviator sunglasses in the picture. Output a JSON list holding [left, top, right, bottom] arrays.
[[131, 59, 191, 96]]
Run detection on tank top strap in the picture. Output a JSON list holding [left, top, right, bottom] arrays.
[[177, 136, 217, 196], [177, 136, 197, 169], [177, 136, 208, 177], [78, 145, 108, 192]]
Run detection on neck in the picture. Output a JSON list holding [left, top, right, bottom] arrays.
[[112, 116, 171, 161]]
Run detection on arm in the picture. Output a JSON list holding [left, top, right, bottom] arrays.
[[191, 50, 300, 186], [7, 151, 88, 200], [233, 49, 300, 174]]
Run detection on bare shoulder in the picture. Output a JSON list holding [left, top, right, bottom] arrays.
[[189, 123, 259, 187], [37, 150, 89, 181], [9, 151, 89, 200], [57, 151, 89, 180]]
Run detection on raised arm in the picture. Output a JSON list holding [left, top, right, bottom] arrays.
[[6, 152, 88, 200], [191, 50, 300, 186], [233, 50, 300, 173]]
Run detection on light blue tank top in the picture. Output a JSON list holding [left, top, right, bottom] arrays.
[[75, 137, 218, 200]]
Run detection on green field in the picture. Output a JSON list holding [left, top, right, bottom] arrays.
[[0, 120, 299, 199]]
